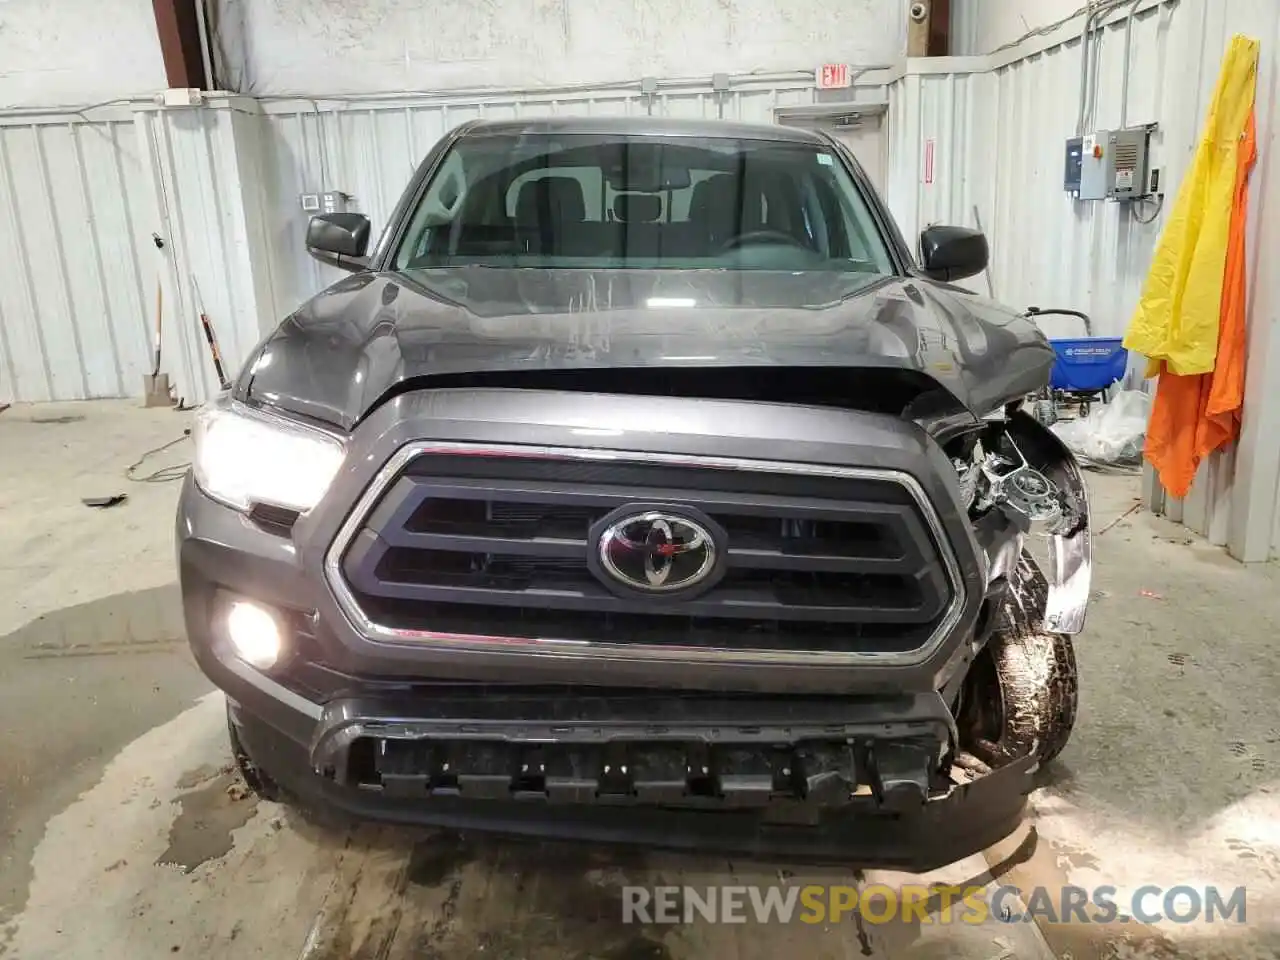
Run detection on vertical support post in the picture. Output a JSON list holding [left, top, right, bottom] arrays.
[[151, 0, 209, 90], [908, 1, 932, 57], [929, 0, 952, 56]]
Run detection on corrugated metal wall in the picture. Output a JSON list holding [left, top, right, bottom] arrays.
[[0, 100, 277, 406], [986, 0, 1194, 341], [0, 112, 156, 402], [137, 102, 273, 405], [885, 66, 994, 292], [978, 0, 1280, 560], [889, 1, 1195, 339]]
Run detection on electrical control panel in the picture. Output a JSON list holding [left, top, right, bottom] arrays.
[[1064, 137, 1083, 195], [1078, 132, 1110, 200], [299, 191, 354, 214], [1107, 126, 1151, 200], [1070, 128, 1153, 201], [321, 191, 352, 214]]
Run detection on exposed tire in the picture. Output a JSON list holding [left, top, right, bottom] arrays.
[[965, 555, 1079, 766], [227, 707, 284, 803]]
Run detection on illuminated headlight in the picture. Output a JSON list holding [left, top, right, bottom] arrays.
[[193, 398, 345, 513]]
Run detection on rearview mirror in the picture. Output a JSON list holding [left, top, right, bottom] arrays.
[[306, 213, 371, 272], [919, 225, 989, 282]]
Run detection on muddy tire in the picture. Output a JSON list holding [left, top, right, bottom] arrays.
[[965, 555, 1079, 766], [227, 709, 284, 803]]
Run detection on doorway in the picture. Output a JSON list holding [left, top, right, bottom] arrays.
[[821, 115, 887, 194], [775, 109, 888, 196]]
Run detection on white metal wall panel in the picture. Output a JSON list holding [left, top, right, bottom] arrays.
[[128, 104, 274, 406], [985, 2, 1187, 341], [886, 65, 994, 291], [971, 0, 1265, 554], [948, 2, 982, 58], [1042, 0, 1280, 559], [893, 2, 1215, 338], [0, 115, 156, 402], [1232, 1, 1280, 561], [0, 102, 279, 406]]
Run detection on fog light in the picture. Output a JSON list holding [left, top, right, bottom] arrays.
[[225, 600, 284, 669]]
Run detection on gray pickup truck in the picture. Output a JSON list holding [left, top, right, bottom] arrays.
[[177, 117, 1091, 870]]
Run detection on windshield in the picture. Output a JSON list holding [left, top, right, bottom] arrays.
[[393, 133, 896, 276]]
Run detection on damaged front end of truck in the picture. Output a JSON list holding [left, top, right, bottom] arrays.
[[180, 118, 1094, 869]]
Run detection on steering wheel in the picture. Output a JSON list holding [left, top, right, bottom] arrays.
[[718, 230, 809, 253]]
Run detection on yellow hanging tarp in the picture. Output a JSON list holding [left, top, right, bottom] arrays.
[[1123, 34, 1258, 377]]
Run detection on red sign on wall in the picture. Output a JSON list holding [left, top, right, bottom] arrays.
[[816, 64, 852, 89]]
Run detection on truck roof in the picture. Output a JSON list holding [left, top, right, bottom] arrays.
[[461, 115, 830, 145]]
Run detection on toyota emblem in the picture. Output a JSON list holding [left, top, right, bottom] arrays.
[[597, 511, 718, 593]]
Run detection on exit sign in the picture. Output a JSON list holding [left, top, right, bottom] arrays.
[[817, 64, 852, 89]]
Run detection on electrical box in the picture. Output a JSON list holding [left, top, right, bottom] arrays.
[[321, 191, 352, 214], [299, 193, 321, 213], [1072, 128, 1152, 201], [1064, 137, 1083, 195], [1078, 132, 1110, 201], [1106, 126, 1151, 201], [161, 88, 204, 107]]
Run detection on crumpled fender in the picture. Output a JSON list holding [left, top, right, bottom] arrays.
[[1006, 412, 1092, 635]]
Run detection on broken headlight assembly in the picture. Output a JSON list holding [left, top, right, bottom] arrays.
[[952, 429, 1078, 536], [949, 411, 1092, 635]]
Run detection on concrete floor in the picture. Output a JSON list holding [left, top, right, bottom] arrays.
[[1, 399, 1278, 959]]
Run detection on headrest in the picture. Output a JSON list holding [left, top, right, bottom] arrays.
[[515, 176, 586, 224], [689, 174, 737, 218], [612, 192, 662, 223]]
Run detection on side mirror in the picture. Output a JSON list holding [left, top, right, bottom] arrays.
[[306, 213, 371, 272], [920, 225, 989, 282]]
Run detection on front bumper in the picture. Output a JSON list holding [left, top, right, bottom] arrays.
[[207, 634, 1035, 870]]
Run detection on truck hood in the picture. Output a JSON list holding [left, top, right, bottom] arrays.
[[242, 267, 1054, 431]]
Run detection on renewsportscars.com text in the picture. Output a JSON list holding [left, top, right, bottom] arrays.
[[621, 884, 1247, 926]]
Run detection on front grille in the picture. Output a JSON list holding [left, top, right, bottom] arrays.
[[332, 445, 958, 660]]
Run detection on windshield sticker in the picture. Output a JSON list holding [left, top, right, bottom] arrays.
[[817, 153, 834, 166]]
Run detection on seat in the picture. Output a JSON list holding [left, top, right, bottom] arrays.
[[514, 176, 587, 255], [688, 174, 748, 250]]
